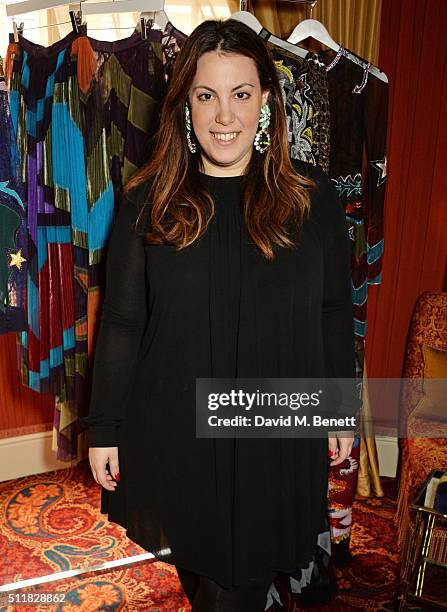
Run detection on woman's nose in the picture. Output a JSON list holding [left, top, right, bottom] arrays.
[[215, 103, 235, 125]]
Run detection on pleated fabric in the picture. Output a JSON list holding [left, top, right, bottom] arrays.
[[4, 26, 167, 459]]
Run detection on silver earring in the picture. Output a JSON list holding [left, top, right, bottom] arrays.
[[185, 104, 197, 154], [254, 104, 271, 153]]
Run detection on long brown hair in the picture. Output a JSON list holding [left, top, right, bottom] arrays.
[[126, 18, 314, 260]]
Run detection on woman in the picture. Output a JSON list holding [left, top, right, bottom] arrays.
[[82, 18, 357, 612]]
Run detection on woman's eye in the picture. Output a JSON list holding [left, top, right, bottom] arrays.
[[197, 92, 251, 102]]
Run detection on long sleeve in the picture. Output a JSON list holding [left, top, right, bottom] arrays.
[[299, 161, 361, 425], [81, 186, 148, 447]]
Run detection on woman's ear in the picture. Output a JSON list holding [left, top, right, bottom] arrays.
[[261, 89, 270, 106]]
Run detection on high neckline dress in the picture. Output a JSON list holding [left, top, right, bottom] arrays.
[[82, 160, 358, 594]]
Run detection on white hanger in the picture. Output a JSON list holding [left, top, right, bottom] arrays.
[[231, 10, 262, 33], [231, 11, 306, 58], [288, 18, 388, 83], [288, 19, 339, 51]]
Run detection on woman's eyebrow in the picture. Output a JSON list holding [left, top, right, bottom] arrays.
[[192, 83, 255, 92]]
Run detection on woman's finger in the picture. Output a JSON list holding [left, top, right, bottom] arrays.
[[96, 465, 117, 491], [329, 433, 354, 466], [88, 448, 119, 492]]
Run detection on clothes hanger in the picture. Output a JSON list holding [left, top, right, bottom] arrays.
[[288, 19, 388, 83], [288, 19, 339, 52], [69, 8, 83, 33], [287, 7, 388, 83], [231, 11, 306, 59]]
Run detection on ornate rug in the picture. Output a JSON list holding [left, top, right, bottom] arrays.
[[0, 461, 426, 611]]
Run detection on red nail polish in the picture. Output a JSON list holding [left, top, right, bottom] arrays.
[[114, 472, 121, 481]]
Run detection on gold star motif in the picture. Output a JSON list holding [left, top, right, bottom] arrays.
[[9, 249, 26, 270]]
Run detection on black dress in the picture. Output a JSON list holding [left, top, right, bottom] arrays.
[[81, 159, 358, 590]]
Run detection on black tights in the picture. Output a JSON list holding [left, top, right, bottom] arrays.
[[176, 566, 276, 612]]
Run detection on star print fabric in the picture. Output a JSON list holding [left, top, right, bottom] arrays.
[[323, 50, 389, 346], [0, 88, 27, 334]]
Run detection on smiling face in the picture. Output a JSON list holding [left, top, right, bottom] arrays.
[[188, 51, 270, 177]]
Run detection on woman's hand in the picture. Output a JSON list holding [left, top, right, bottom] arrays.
[[88, 447, 120, 492], [328, 431, 354, 467]]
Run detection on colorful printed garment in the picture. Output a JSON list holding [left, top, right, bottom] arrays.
[[5, 26, 166, 459], [7, 30, 89, 460], [323, 48, 388, 357], [260, 38, 388, 355], [253, 30, 388, 560], [0, 86, 27, 334], [266, 41, 316, 165]]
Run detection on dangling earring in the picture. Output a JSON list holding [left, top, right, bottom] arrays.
[[185, 104, 197, 154], [254, 104, 271, 153]]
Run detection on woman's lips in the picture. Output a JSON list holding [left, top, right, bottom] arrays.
[[211, 131, 240, 145]]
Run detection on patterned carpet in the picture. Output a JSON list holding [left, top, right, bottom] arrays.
[[0, 460, 428, 611]]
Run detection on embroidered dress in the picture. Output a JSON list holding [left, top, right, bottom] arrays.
[[259, 37, 388, 349], [322, 48, 388, 351], [82, 160, 359, 596], [267, 42, 317, 166], [247, 30, 388, 555], [302, 47, 388, 548]]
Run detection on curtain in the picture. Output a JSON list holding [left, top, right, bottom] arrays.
[[366, 0, 447, 383], [252, 0, 382, 64]]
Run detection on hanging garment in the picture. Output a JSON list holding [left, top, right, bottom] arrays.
[[304, 52, 331, 173], [267, 42, 316, 166], [300, 47, 387, 550], [264, 37, 331, 173], [4, 27, 167, 460], [252, 32, 388, 558], [323, 47, 388, 349], [0, 86, 27, 334], [161, 22, 188, 84], [81, 159, 359, 593], [7, 31, 80, 424], [76, 28, 167, 379], [260, 36, 388, 352]]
